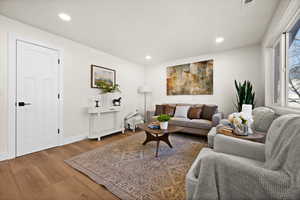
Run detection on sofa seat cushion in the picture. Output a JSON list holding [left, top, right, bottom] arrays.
[[169, 118, 212, 130], [186, 119, 212, 129], [168, 117, 191, 127]]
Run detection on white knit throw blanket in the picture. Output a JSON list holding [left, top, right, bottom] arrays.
[[192, 114, 300, 200]]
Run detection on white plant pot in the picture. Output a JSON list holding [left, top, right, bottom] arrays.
[[160, 121, 168, 130]]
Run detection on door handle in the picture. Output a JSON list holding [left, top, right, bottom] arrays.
[[18, 102, 32, 106]]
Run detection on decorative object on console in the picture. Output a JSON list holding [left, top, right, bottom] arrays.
[[112, 97, 122, 106], [96, 80, 120, 93], [234, 80, 255, 112], [90, 95, 101, 108], [91, 65, 116, 88], [157, 114, 171, 130], [138, 85, 152, 120], [167, 60, 213, 95]]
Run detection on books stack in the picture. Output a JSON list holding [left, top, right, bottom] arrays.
[[148, 122, 160, 129]]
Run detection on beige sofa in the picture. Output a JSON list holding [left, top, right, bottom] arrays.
[[147, 104, 223, 136]]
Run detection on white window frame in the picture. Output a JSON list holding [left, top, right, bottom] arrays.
[[271, 36, 284, 106], [270, 13, 300, 111], [285, 16, 300, 109]]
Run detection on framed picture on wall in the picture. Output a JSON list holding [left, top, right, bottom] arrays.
[[91, 65, 116, 88], [166, 60, 214, 95]]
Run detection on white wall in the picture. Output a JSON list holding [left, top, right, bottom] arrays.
[[145, 45, 264, 115], [0, 15, 145, 157]]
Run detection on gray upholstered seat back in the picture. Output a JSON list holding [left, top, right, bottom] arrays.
[[252, 107, 276, 133]]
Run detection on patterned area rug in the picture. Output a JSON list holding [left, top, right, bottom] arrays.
[[66, 133, 205, 200]]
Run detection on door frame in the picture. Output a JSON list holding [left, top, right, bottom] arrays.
[[8, 33, 64, 159]]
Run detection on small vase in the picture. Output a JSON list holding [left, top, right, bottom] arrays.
[[160, 122, 168, 130], [234, 124, 248, 136]]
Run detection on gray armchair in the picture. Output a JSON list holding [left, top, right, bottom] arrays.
[[186, 114, 300, 200]]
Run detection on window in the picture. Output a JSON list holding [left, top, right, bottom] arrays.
[[271, 17, 300, 109], [287, 19, 300, 107]]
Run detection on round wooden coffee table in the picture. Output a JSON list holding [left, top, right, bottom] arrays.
[[218, 128, 266, 143], [138, 123, 184, 157]]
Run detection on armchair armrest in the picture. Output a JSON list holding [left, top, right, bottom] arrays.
[[214, 134, 265, 162], [212, 112, 223, 127], [146, 111, 155, 122]]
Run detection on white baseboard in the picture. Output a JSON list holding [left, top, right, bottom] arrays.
[[0, 135, 88, 162], [0, 152, 10, 162], [63, 134, 88, 145]]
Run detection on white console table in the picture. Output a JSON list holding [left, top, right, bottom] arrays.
[[87, 106, 124, 141]]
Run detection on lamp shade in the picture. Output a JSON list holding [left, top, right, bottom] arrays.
[[138, 85, 152, 93]]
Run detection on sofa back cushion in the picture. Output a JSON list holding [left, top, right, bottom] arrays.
[[164, 105, 176, 116], [188, 107, 202, 119], [174, 106, 190, 118], [201, 104, 218, 120], [154, 105, 165, 116]]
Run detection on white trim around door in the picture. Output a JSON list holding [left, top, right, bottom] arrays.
[[7, 33, 64, 159]]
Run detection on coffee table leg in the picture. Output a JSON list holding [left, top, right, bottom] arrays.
[[142, 131, 173, 157], [156, 140, 160, 157], [142, 131, 154, 145], [160, 133, 173, 148]]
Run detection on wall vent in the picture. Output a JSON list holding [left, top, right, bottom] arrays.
[[242, 0, 254, 5]]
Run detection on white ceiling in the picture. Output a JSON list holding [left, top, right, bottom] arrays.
[[0, 0, 279, 65]]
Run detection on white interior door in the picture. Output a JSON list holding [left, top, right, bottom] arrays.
[[16, 40, 60, 156]]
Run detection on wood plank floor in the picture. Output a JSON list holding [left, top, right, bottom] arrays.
[[0, 131, 141, 200]]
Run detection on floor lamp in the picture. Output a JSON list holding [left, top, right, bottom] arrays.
[[138, 85, 152, 121]]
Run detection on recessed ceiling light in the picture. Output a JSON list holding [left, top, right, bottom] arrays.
[[216, 37, 224, 43], [58, 13, 71, 21], [145, 55, 152, 60]]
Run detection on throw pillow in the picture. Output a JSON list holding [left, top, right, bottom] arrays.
[[174, 106, 190, 118], [188, 107, 202, 119], [201, 104, 218, 120], [164, 105, 176, 116], [154, 105, 165, 116]]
